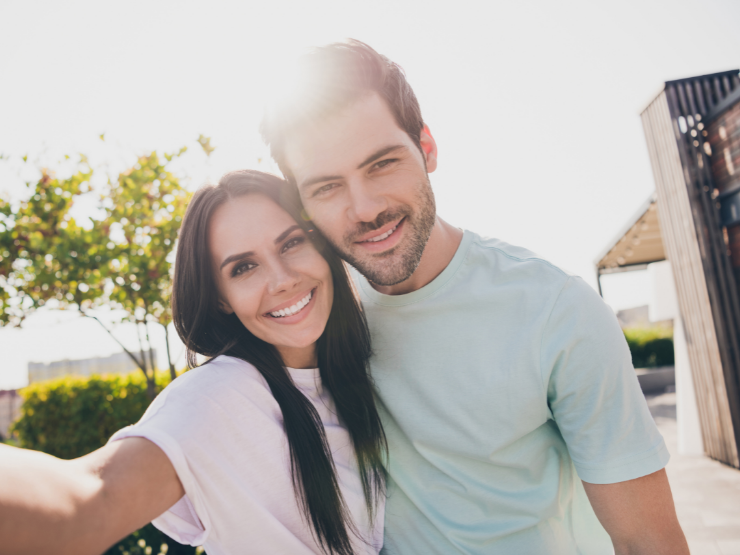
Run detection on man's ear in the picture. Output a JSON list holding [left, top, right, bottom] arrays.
[[419, 124, 438, 173]]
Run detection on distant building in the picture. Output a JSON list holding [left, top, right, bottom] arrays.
[[27, 350, 155, 384], [0, 389, 22, 441], [616, 305, 651, 329], [616, 305, 672, 330]]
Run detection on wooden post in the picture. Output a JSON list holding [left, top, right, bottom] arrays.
[[641, 72, 740, 468]]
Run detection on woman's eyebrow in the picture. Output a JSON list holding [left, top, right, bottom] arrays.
[[220, 251, 254, 271], [274, 224, 301, 245], [219, 225, 302, 271]]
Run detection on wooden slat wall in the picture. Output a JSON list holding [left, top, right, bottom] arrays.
[[642, 91, 740, 467]]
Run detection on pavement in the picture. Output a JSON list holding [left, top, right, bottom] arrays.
[[646, 389, 740, 555]]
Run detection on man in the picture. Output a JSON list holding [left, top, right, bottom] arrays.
[[261, 40, 689, 554]]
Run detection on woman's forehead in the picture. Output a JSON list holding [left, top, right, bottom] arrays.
[[209, 194, 296, 254]]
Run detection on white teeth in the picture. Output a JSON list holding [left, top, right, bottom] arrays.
[[364, 224, 398, 243], [269, 290, 313, 318]]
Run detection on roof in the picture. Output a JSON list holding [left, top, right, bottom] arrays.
[[595, 193, 666, 272]]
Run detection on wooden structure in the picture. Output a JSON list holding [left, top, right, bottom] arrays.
[[595, 194, 665, 295], [641, 71, 740, 468]]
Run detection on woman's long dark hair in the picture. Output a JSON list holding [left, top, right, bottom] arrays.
[[171, 170, 386, 554]]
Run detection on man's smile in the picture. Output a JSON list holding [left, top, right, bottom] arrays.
[[354, 217, 406, 253]]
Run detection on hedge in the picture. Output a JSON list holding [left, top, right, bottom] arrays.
[[11, 372, 200, 555], [623, 326, 674, 369]]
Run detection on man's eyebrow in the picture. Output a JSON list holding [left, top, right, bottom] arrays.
[[298, 145, 408, 192], [356, 145, 407, 170], [300, 174, 343, 191], [218, 225, 302, 271]]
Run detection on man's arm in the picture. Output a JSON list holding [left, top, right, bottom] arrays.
[[0, 438, 184, 555], [582, 469, 689, 555]]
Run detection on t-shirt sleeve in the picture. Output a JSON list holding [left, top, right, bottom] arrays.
[[540, 276, 670, 484], [108, 374, 213, 546]]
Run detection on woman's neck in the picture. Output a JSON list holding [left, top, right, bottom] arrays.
[[277, 344, 318, 369]]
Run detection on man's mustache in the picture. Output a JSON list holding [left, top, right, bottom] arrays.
[[344, 207, 411, 243]]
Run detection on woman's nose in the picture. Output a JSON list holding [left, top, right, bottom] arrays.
[[266, 259, 301, 295]]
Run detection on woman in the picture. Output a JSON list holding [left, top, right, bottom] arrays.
[[0, 170, 386, 555]]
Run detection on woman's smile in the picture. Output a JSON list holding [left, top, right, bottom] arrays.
[[264, 287, 317, 322], [209, 193, 333, 368]]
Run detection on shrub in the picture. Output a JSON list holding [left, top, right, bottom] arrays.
[[11, 372, 199, 555], [623, 326, 675, 369], [13, 372, 152, 458]]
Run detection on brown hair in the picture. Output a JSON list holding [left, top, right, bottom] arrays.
[[260, 39, 425, 180], [172, 170, 386, 554]]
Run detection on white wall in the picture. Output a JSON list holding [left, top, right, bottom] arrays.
[[648, 261, 704, 455]]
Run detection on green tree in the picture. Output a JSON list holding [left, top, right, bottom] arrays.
[[103, 149, 191, 393], [0, 158, 106, 326], [0, 146, 194, 399]]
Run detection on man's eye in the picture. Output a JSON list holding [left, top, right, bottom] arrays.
[[374, 158, 396, 170], [232, 262, 256, 277], [313, 183, 338, 197]]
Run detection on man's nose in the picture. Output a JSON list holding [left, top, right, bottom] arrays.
[[266, 258, 300, 296], [346, 179, 388, 223]]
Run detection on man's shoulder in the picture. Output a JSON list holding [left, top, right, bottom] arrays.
[[464, 231, 571, 287]]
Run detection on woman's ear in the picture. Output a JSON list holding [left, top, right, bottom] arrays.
[[218, 298, 234, 314]]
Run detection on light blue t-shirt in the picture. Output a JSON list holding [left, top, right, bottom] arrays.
[[354, 231, 669, 555]]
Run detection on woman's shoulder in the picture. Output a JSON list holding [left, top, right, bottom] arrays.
[[122, 355, 283, 444], [159, 355, 275, 411], [172, 355, 264, 385]]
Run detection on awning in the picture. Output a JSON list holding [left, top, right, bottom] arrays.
[[595, 193, 666, 275]]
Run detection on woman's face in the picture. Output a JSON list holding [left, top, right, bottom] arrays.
[[208, 193, 333, 368]]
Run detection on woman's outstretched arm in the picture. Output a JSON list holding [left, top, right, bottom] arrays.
[[0, 437, 184, 555]]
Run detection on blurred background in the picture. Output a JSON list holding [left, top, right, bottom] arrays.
[[3, 2, 740, 553], [3, 0, 739, 389]]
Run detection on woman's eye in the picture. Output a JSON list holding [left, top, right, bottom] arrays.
[[232, 262, 256, 277], [283, 236, 306, 252]]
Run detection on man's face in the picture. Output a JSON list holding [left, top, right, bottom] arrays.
[[283, 93, 438, 286]]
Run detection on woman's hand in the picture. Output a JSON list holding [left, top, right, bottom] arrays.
[[0, 437, 184, 555]]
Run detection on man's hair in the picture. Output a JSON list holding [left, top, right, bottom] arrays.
[[260, 39, 425, 180]]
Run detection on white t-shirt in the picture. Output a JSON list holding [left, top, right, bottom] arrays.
[[109, 355, 384, 555]]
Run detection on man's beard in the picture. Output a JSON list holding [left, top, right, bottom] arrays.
[[320, 177, 436, 287]]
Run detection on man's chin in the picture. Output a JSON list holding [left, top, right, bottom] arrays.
[[349, 253, 420, 287]]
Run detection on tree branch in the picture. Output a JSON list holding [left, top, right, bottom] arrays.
[[162, 322, 177, 382], [80, 310, 145, 373], [143, 317, 157, 378], [135, 319, 150, 378]]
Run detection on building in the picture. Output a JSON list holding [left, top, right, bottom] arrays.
[[598, 70, 740, 468], [27, 350, 155, 384]]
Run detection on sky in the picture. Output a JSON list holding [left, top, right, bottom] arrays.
[[1, 0, 739, 389]]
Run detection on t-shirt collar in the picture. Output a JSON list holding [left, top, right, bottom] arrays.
[[355, 230, 473, 307]]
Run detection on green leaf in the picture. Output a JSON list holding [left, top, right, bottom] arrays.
[[196, 134, 215, 157]]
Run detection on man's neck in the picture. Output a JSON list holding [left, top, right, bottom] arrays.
[[371, 217, 463, 296]]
